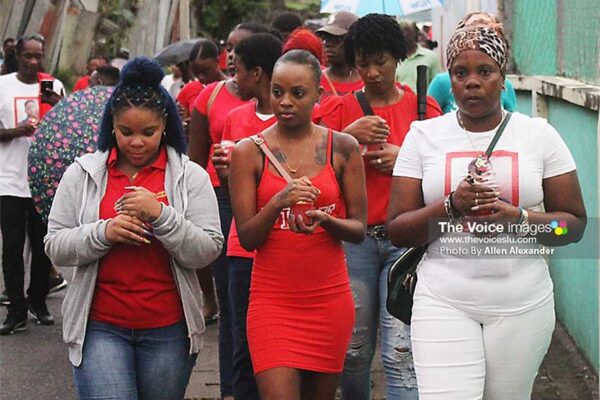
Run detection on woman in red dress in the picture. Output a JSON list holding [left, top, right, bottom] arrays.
[[228, 50, 367, 399]]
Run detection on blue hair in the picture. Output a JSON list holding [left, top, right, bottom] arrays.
[[98, 57, 187, 154]]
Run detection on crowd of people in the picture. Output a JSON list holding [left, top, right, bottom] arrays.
[[0, 9, 587, 400]]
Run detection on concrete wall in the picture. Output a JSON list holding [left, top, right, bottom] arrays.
[[507, 0, 600, 372], [511, 75, 600, 373]]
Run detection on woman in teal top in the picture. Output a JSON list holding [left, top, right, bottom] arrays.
[[428, 71, 517, 113]]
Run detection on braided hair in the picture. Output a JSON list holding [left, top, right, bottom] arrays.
[[98, 57, 187, 154], [343, 13, 408, 67]]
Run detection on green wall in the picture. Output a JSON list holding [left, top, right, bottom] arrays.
[[514, 92, 599, 371], [511, 0, 600, 84], [512, 0, 557, 76], [560, 0, 600, 84]]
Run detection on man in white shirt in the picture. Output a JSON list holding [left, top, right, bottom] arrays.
[[0, 35, 64, 335]]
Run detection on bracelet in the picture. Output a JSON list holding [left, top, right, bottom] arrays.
[[515, 207, 529, 237], [444, 193, 460, 223]]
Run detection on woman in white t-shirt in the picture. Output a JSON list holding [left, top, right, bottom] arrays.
[[387, 24, 587, 400]]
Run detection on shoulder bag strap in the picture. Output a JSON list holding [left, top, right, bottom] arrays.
[[355, 90, 374, 116], [322, 71, 338, 97], [206, 80, 226, 115], [485, 112, 512, 157], [250, 134, 293, 183]]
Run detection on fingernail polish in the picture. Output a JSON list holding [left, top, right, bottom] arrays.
[[142, 238, 151, 244], [142, 229, 154, 237]]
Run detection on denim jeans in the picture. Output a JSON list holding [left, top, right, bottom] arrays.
[[342, 237, 418, 400], [73, 320, 197, 400], [214, 187, 233, 398], [229, 256, 260, 400]]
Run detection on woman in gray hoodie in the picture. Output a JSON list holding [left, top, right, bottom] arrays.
[[44, 57, 223, 400]]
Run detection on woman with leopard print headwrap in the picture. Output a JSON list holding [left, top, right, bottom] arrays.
[[387, 22, 587, 400]]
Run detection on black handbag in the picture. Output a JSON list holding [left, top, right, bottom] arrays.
[[386, 246, 427, 325]]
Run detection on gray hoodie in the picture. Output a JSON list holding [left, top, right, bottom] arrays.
[[45, 146, 223, 366]]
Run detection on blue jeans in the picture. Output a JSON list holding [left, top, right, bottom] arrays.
[[73, 320, 197, 400], [229, 256, 260, 400], [214, 187, 233, 398], [342, 237, 418, 400]]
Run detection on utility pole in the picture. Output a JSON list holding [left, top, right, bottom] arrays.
[[179, 0, 190, 40]]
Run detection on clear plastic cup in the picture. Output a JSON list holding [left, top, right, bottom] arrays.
[[220, 140, 235, 161], [468, 156, 497, 216]]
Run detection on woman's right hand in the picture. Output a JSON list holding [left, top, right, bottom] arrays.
[[343, 116, 390, 145], [452, 178, 498, 216], [276, 177, 321, 209], [212, 143, 230, 171], [105, 214, 151, 246]]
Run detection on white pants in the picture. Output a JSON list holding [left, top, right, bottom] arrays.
[[411, 282, 555, 400]]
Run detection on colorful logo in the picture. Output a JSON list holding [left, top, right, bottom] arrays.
[[550, 220, 568, 236]]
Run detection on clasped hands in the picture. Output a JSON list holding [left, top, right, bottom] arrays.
[[451, 178, 521, 228], [105, 186, 163, 246], [278, 177, 328, 234]]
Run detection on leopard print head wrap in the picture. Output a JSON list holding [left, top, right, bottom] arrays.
[[446, 25, 508, 75]]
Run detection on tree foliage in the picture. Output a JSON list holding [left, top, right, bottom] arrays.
[[193, 0, 272, 39]]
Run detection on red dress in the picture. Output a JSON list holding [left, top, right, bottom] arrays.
[[247, 130, 355, 374]]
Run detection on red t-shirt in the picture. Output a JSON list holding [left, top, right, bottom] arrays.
[[193, 81, 247, 187], [222, 102, 277, 259], [177, 80, 204, 113], [89, 147, 184, 329], [317, 85, 442, 225], [72, 75, 90, 92], [320, 72, 364, 100]]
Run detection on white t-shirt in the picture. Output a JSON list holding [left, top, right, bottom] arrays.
[[393, 111, 576, 315], [0, 72, 64, 197]]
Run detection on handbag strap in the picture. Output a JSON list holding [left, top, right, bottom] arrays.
[[322, 71, 338, 97], [206, 80, 226, 115], [485, 112, 512, 157], [250, 134, 293, 183], [355, 90, 374, 116]]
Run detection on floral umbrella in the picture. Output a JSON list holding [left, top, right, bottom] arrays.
[[29, 85, 114, 222]]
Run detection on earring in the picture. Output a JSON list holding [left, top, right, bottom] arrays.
[[162, 131, 166, 138], [112, 129, 116, 137]]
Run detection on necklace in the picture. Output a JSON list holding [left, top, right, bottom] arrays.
[[457, 110, 505, 168], [275, 128, 314, 175]]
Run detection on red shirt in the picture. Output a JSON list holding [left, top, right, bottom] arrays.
[[177, 80, 204, 113], [222, 102, 277, 258], [320, 73, 364, 100], [72, 75, 90, 92], [90, 147, 184, 329], [317, 85, 442, 225], [193, 81, 247, 187]]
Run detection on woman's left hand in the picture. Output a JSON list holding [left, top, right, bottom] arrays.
[[363, 143, 400, 174], [468, 198, 522, 226], [289, 209, 329, 234], [115, 186, 163, 222]]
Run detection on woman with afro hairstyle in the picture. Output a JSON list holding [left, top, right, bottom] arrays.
[[45, 57, 223, 400], [317, 13, 441, 400]]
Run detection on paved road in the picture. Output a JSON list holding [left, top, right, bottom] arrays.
[[1, 267, 597, 399]]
